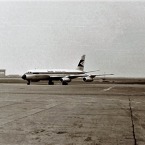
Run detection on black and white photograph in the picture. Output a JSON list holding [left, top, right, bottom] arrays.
[[0, 0, 145, 144]]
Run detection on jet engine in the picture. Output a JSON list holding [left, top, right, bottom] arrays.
[[60, 77, 71, 83], [83, 76, 93, 82]]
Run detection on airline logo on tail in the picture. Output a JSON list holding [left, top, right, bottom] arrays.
[[78, 60, 84, 67], [76, 55, 85, 71]]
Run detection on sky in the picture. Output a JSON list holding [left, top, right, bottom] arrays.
[[0, 1, 145, 77]]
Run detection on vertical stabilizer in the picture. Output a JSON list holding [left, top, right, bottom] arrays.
[[76, 55, 85, 71]]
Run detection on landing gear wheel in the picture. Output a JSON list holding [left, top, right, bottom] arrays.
[[27, 81, 30, 85], [48, 81, 54, 85], [62, 82, 68, 85]]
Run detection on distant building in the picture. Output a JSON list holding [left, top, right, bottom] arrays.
[[0, 69, 6, 77]]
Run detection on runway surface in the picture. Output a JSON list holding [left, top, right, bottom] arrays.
[[0, 83, 145, 145]]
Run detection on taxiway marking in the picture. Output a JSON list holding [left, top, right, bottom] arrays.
[[103, 86, 115, 92]]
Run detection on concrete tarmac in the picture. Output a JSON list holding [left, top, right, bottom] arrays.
[[0, 83, 145, 145]]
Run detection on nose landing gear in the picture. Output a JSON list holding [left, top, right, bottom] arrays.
[[27, 80, 30, 85]]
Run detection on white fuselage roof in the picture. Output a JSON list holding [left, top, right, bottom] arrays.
[[26, 69, 83, 74]]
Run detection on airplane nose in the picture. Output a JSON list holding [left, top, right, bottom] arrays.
[[22, 74, 26, 80]]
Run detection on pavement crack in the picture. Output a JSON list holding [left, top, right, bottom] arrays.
[[129, 97, 137, 145]]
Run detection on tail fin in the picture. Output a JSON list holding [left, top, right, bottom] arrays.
[[76, 55, 85, 71]]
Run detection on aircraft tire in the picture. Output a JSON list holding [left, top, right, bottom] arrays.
[[27, 81, 30, 85], [48, 81, 54, 85], [62, 82, 68, 85]]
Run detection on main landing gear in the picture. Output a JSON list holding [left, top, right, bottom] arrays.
[[48, 80, 54, 85], [48, 80, 68, 85], [62, 81, 68, 85]]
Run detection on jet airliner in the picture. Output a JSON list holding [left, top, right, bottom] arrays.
[[22, 55, 112, 85]]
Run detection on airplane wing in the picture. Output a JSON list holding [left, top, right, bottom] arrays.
[[49, 73, 114, 80], [94, 74, 114, 77], [84, 70, 99, 73], [66, 74, 88, 79], [84, 74, 114, 78], [46, 74, 87, 80]]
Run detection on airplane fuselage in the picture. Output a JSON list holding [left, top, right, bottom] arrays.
[[22, 69, 84, 81]]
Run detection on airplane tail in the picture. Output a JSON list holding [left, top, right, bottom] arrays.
[[76, 55, 85, 71]]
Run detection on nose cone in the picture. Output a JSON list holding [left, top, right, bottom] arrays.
[[22, 74, 26, 80]]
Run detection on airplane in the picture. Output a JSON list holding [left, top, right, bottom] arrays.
[[21, 55, 113, 85]]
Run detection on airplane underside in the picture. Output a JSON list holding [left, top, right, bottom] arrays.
[[27, 79, 69, 85]]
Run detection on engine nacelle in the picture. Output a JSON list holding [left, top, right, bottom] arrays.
[[60, 77, 71, 83], [83, 76, 93, 82]]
